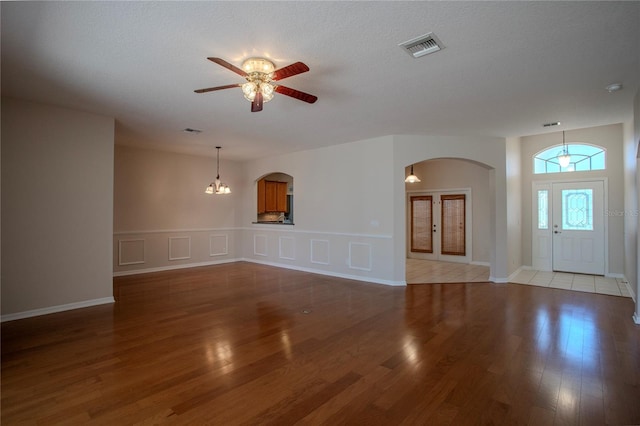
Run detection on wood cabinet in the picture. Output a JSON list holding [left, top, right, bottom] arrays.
[[257, 179, 288, 213]]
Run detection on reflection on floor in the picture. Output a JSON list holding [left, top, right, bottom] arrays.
[[406, 258, 489, 284], [511, 269, 632, 298], [406, 259, 632, 299]]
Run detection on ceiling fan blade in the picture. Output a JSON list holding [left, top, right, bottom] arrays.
[[272, 62, 309, 81], [194, 83, 242, 93], [251, 91, 264, 112], [274, 85, 318, 104], [207, 57, 247, 77]]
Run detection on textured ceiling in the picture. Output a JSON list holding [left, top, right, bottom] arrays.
[[2, 1, 639, 161]]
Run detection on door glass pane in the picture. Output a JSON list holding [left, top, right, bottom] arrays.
[[411, 196, 432, 253], [562, 189, 593, 230], [538, 190, 548, 229], [441, 194, 465, 256]]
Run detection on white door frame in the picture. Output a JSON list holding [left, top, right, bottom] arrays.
[[532, 178, 608, 274], [407, 188, 472, 264]]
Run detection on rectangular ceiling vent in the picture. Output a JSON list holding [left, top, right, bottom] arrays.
[[399, 32, 444, 58]]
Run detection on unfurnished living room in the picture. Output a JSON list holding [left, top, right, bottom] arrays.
[[2, 2, 639, 425]]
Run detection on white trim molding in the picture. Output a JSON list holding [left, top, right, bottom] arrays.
[[118, 238, 145, 266], [243, 258, 405, 287], [209, 234, 229, 257], [113, 258, 241, 277], [310, 239, 330, 265], [279, 236, 296, 261], [1, 297, 115, 323], [348, 242, 372, 271], [168, 236, 191, 261], [254, 234, 268, 257]]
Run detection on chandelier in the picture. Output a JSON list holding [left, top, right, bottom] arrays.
[[205, 146, 231, 195], [558, 131, 571, 168]]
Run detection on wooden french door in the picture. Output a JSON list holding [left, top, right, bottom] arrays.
[[410, 196, 433, 253], [409, 192, 469, 263]]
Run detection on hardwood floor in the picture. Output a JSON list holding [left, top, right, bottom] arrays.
[[2, 262, 639, 425]]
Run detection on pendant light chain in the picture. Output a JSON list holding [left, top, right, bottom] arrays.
[[216, 146, 221, 179]]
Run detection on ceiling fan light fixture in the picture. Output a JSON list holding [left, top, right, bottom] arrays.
[[242, 58, 275, 74], [242, 82, 257, 101], [242, 82, 275, 103], [195, 56, 316, 112], [261, 83, 275, 101]]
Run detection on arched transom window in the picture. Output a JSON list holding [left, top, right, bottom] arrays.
[[534, 144, 606, 174]]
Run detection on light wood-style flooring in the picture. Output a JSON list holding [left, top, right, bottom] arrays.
[[2, 262, 639, 425]]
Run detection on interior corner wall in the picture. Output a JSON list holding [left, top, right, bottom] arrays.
[[632, 88, 640, 319], [623, 112, 638, 303], [112, 145, 244, 275], [240, 136, 400, 285], [520, 124, 625, 274], [506, 137, 522, 276], [1, 97, 114, 319], [392, 134, 509, 283]]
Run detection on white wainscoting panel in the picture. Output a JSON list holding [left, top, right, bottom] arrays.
[[210, 234, 228, 257], [254, 234, 268, 257], [118, 239, 145, 266], [169, 236, 191, 261], [279, 236, 295, 261], [310, 239, 330, 265], [349, 242, 372, 271]]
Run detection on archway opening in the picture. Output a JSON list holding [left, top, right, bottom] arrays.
[[404, 157, 493, 284]]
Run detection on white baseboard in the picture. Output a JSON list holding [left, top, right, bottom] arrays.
[[470, 261, 490, 267], [506, 266, 524, 283], [241, 258, 406, 286], [113, 257, 406, 286], [113, 258, 241, 277], [1, 297, 115, 323], [489, 276, 509, 284]]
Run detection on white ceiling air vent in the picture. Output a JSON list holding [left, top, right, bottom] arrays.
[[399, 32, 444, 58]]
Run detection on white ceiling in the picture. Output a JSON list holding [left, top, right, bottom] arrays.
[[2, 1, 639, 161]]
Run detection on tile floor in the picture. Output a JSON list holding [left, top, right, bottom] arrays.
[[406, 259, 632, 298], [406, 258, 489, 284], [510, 269, 631, 298]]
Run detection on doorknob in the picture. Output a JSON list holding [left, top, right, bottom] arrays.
[[554, 230, 561, 234]]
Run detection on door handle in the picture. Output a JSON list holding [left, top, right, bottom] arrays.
[[554, 230, 561, 234]]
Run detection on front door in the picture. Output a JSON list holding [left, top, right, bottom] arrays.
[[409, 192, 470, 263], [532, 180, 605, 274], [552, 181, 605, 274]]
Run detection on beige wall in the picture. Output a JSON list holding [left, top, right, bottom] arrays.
[[1, 98, 114, 319], [404, 158, 491, 263], [520, 124, 625, 274], [113, 145, 244, 275]]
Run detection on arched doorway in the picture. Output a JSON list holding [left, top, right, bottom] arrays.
[[404, 158, 492, 283]]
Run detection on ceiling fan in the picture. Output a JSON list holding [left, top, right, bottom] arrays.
[[195, 57, 318, 112]]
